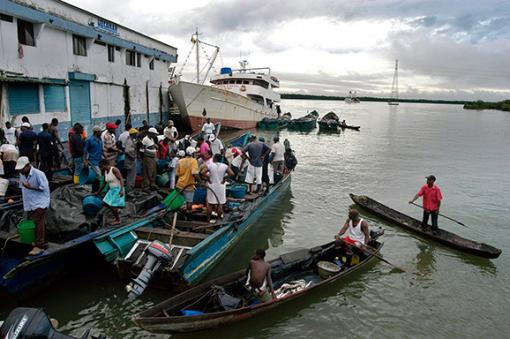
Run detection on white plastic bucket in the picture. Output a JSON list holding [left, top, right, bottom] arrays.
[[0, 178, 9, 196]]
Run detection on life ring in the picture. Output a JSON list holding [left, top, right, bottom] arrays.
[[240, 85, 246, 92]]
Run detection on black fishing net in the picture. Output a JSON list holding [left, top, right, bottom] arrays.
[[0, 185, 162, 242]]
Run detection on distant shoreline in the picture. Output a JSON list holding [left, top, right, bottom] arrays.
[[281, 93, 467, 105]]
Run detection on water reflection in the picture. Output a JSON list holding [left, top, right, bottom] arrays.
[[203, 189, 294, 280], [414, 242, 437, 277]]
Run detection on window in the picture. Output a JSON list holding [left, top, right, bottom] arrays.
[[126, 50, 135, 66], [1, 14, 13, 22], [243, 80, 249, 84], [236, 80, 242, 84], [136, 53, 141, 67], [73, 35, 87, 56], [17, 19, 35, 46], [43, 85, 66, 112], [8, 83, 40, 114], [149, 59, 154, 70], [108, 45, 115, 62]]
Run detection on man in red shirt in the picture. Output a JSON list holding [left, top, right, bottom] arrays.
[[409, 175, 443, 232]]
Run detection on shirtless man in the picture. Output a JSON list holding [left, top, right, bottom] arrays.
[[246, 249, 276, 302]]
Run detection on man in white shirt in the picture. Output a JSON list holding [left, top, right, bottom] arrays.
[[270, 136, 285, 174], [118, 123, 131, 149], [163, 120, 179, 141], [201, 118, 215, 138], [209, 134, 224, 155], [4, 121, 16, 145]]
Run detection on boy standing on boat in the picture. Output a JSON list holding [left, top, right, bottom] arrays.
[[246, 249, 276, 302], [409, 175, 443, 232]]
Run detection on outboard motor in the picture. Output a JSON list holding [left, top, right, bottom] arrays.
[[0, 307, 105, 339], [370, 227, 385, 241], [126, 240, 173, 300]]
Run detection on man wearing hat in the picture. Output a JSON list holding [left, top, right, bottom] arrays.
[[209, 134, 224, 156], [141, 127, 158, 189], [164, 120, 179, 141], [409, 175, 443, 232], [124, 128, 139, 191], [18, 122, 37, 162], [168, 150, 184, 190], [84, 126, 104, 178], [16, 156, 50, 255], [102, 122, 119, 166], [176, 146, 200, 216]]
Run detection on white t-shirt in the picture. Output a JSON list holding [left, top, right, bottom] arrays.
[[164, 126, 178, 139], [271, 142, 285, 162], [207, 162, 228, 184], [4, 127, 16, 145], [202, 122, 215, 135], [210, 138, 224, 155], [118, 131, 130, 148], [231, 154, 248, 169]]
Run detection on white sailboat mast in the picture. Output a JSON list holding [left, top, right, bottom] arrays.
[[389, 59, 399, 105]]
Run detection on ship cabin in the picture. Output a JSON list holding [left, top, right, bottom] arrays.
[[210, 67, 281, 114]]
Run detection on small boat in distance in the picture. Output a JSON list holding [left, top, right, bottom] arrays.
[[344, 91, 360, 104], [318, 111, 340, 131], [256, 112, 292, 130], [134, 239, 383, 333], [388, 59, 399, 106], [288, 110, 319, 130], [350, 194, 501, 258]]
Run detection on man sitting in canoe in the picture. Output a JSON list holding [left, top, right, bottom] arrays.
[[245, 249, 276, 303], [335, 209, 369, 247], [409, 175, 443, 233]]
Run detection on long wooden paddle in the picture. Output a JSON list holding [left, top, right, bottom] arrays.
[[362, 244, 406, 273], [410, 202, 468, 228]]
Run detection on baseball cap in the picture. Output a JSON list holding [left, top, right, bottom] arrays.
[[177, 150, 185, 157], [209, 134, 216, 142], [106, 122, 117, 129], [148, 127, 158, 134], [92, 125, 101, 132], [15, 156, 30, 170], [186, 146, 195, 156], [129, 128, 138, 135], [21, 122, 31, 128], [426, 175, 436, 181]]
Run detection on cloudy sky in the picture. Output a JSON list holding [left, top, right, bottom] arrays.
[[68, 0, 510, 101]]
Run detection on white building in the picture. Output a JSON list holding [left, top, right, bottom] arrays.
[[0, 0, 177, 139]]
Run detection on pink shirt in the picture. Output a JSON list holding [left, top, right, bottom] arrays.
[[199, 142, 210, 156], [417, 184, 443, 212]]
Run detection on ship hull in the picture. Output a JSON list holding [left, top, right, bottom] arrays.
[[170, 81, 277, 131]]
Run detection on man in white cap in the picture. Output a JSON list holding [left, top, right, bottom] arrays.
[[176, 146, 199, 216], [18, 122, 37, 162], [141, 127, 158, 189], [163, 120, 179, 141], [209, 134, 224, 156], [168, 150, 184, 190], [16, 156, 50, 255]]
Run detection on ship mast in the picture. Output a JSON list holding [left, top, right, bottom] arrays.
[[389, 59, 399, 105], [191, 29, 200, 84]]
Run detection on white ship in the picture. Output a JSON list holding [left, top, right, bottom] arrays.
[[169, 32, 281, 131]]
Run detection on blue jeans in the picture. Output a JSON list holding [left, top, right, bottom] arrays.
[[73, 157, 84, 176]]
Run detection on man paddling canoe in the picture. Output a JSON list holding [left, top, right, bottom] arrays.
[[409, 175, 443, 233], [335, 209, 369, 247]]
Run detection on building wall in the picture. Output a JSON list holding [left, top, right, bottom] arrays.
[[0, 0, 176, 139]]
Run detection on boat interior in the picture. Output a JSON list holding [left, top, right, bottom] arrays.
[[151, 240, 380, 318]]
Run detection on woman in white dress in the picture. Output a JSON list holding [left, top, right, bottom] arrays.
[[206, 154, 234, 222]]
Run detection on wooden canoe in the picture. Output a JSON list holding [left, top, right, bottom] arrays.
[[134, 240, 382, 333], [350, 194, 501, 259], [340, 125, 360, 130]]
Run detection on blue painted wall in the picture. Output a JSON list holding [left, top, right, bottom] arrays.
[[7, 83, 40, 114], [43, 85, 66, 112]]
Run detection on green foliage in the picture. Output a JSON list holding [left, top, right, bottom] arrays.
[[463, 100, 510, 112], [281, 93, 467, 105]]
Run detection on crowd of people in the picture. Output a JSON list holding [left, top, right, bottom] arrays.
[[1, 116, 297, 257]]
